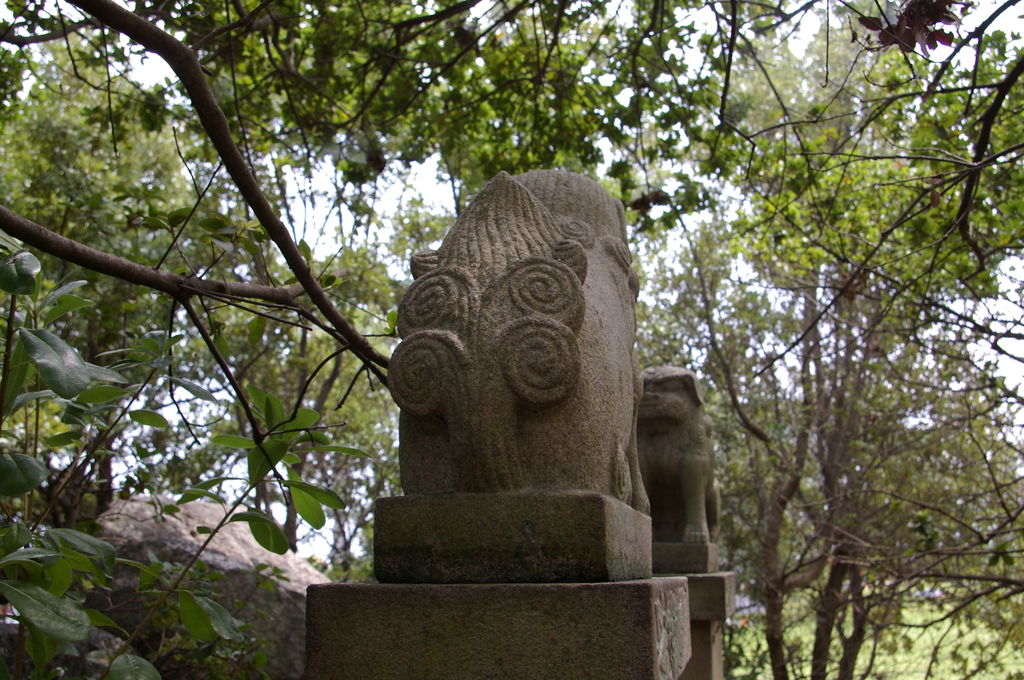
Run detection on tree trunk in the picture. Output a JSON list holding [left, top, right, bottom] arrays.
[[766, 584, 789, 680], [810, 558, 848, 680], [837, 567, 868, 680]]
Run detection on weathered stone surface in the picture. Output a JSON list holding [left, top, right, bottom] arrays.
[[638, 366, 720, 570], [90, 498, 330, 680], [374, 491, 652, 583], [685, 572, 736, 622], [682, 621, 724, 680], [679, 574, 735, 680], [653, 542, 719, 575], [391, 170, 649, 513], [303, 578, 690, 680]]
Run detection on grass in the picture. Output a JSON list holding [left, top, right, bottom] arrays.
[[723, 600, 1024, 680]]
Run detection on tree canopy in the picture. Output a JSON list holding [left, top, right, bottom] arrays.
[[1, 0, 1023, 678]]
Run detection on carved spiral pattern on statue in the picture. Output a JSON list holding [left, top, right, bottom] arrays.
[[505, 259, 584, 330], [551, 240, 588, 286], [498, 318, 580, 407], [389, 330, 466, 417], [556, 217, 596, 248], [396, 268, 474, 338]]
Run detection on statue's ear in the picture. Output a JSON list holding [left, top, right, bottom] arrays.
[[679, 372, 705, 406], [552, 240, 588, 285], [410, 250, 441, 279]]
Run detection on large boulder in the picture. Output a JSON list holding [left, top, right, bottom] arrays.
[[90, 497, 330, 680]]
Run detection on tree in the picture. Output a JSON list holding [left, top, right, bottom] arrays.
[[2, 0, 1024, 678]]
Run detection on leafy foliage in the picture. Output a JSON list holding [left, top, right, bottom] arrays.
[[2, 0, 1024, 678]]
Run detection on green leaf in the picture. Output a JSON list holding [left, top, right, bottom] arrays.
[[177, 487, 225, 505], [228, 511, 289, 554], [43, 294, 94, 325], [7, 390, 55, 414], [305, 445, 371, 458], [245, 383, 267, 416], [41, 280, 87, 307], [0, 453, 49, 495], [130, 410, 169, 428], [211, 434, 256, 449], [0, 229, 20, 254], [281, 481, 345, 509], [2, 340, 31, 415], [0, 653, 9, 680], [47, 528, 116, 572], [44, 431, 83, 448], [18, 329, 90, 399], [0, 250, 40, 295], [0, 547, 60, 569], [247, 316, 266, 345], [2, 522, 32, 551], [265, 393, 285, 430], [44, 557, 73, 596], [246, 439, 289, 484], [170, 377, 219, 403], [86, 608, 125, 632], [0, 580, 90, 641], [281, 407, 320, 432], [23, 621, 57, 669], [77, 386, 129, 403], [109, 654, 162, 680], [194, 594, 243, 641], [167, 207, 193, 227], [179, 591, 218, 642], [290, 486, 325, 529], [85, 362, 128, 383]]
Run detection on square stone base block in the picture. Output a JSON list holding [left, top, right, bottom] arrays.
[[653, 542, 718, 574], [374, 492, 652, 583], [303, 578, 691, 680], [687, 572, 736, 621]]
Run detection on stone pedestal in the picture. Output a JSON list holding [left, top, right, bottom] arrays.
[[375, 492, 652, 583], [303, 578, 691, 680], [653, 542, 719, 574], [674, 572, 735, 680]]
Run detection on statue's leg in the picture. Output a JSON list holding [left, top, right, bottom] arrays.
[[707, 477, 721, 544], [627, 362, 651, 514], [679, 456, 710, 544]]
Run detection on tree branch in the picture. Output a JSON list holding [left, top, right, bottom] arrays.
[[65, 0, 390, 374], [0, 204, 303, 305], [953, 49, 1024, 270], [0, 19, 99, 46]]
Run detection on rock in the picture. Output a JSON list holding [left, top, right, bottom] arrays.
[[90, 497, 329, 680]]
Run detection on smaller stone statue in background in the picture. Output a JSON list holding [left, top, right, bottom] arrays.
[[637, 366, 720, 572]]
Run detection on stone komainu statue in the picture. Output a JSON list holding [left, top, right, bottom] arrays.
[[637, 366, 720, 544], [389, 170, 649, 513]]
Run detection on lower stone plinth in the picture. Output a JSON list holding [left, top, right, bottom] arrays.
[[670, 573, 735, 680], [652, 542, 719, 574], [303, 578, 691, 680], [375, 492, 652, 583], [682, 622, 723, 680]]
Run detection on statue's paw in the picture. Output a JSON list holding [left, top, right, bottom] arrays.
[[682, 525, 710, 544]]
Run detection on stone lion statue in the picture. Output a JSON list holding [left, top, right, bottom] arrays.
[[389, 170, 649, 514], [637, 366, 720, 544]]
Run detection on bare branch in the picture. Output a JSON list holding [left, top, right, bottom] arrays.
[[0, 204, 304, 305]]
